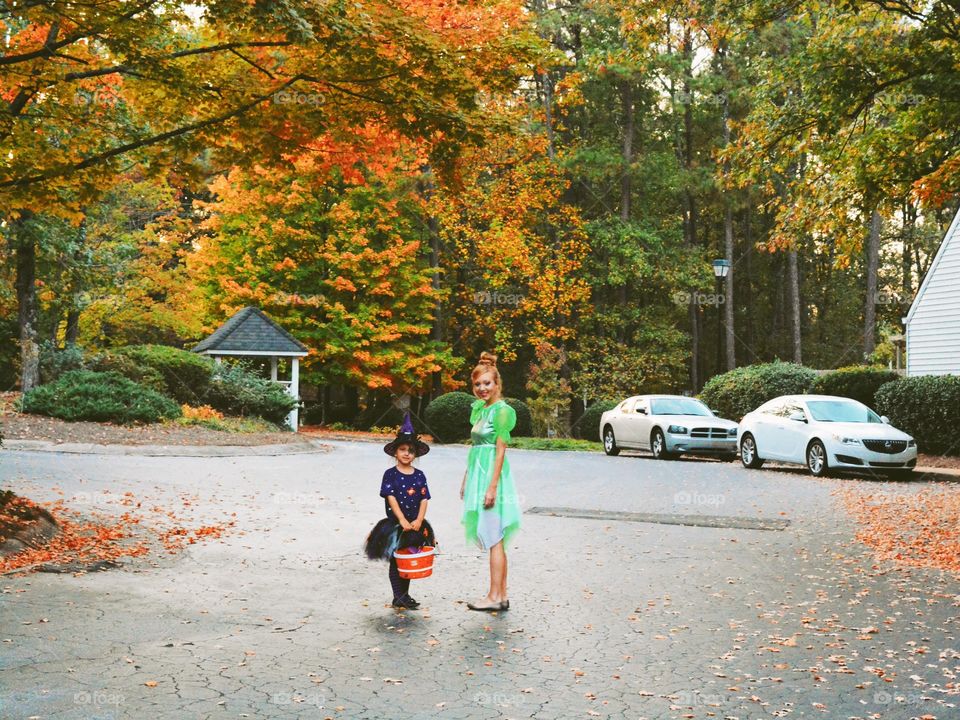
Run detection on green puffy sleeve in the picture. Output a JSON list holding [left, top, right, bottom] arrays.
[[470, 398, 485, 425], [492, 402, 517, 443]]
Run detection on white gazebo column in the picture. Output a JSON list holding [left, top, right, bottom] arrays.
[[287, 357, 300, 431], [270, 356, 278, 381]]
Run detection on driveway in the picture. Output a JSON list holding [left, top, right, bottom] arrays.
[[1, 441, 957, 719]]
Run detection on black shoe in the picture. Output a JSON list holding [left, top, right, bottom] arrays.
[[404, 595, 421, 608], [392, 596, 418, 609]]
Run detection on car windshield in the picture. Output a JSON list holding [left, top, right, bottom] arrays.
[[806, 400, 882, 423], [650, 397, 713, 416]]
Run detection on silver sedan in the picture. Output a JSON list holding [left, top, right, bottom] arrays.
[[599, 395, 739, 460]]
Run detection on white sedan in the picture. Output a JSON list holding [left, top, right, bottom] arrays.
[[738, 394, 917, 478], [599, 395, 739, 460]]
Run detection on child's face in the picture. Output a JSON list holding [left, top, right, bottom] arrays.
[[473, 371, 499, 401], [395, 443, 416, 465]]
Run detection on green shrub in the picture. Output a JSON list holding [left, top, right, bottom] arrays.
[[424, 391, 475, 442], [505, 398, 533, 438], [423, 392, 532, 442], [115, 345, 215, 404], [21, 370, 181, 424], [87, 350, 167, 394], [205, 362, 297, 426], [38, 340, 86, 384], [810, 365, 900, 409], [699, 361, 817, 421], [572, 399, 619, 442], [875, 375, 960, 455]]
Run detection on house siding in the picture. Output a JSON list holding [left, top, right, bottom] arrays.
[[906, 214, 960, 376]]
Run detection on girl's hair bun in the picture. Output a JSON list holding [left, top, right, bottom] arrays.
[[478, 351, 498, 367]]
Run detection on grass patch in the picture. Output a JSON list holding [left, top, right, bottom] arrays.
[[172, 415, 285, 433], [508, 437, 603, 452]]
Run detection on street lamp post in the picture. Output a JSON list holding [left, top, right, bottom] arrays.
[[712, 259, 731, 376]]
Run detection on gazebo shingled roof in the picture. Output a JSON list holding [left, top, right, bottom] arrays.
[[193, 306, 308, 355]]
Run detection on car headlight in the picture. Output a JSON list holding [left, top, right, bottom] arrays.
[[667, 425, 688, 434], [908, 439, 916, 447], [832, 434, 861, 445], [727, 427, 738, 436]]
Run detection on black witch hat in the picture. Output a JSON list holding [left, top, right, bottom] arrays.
[[383, 412, 430, 457]]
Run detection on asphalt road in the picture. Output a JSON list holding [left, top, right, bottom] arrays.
[[1, 441, 957, 719]]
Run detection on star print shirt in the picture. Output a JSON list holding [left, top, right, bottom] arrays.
[[380, 467, 430, 522]]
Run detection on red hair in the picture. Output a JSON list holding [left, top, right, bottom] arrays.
[[470, 351, 502, 390]]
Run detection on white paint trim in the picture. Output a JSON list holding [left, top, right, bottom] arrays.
[[287, 357, 300, 431], [905, 206, 960, 324], [197, 350, 307, 357]]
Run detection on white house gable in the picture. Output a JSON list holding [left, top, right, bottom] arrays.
[[905, 209, 960, 376]]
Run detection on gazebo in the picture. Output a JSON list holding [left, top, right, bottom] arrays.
[[193, 307, 309, 430]]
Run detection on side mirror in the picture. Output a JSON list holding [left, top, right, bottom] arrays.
[[788, 412, 807, 423], [636, 408, 647, 415], [880, 415, 890, 424]]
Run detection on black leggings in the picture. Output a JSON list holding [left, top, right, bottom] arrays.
[[388, 557, 410, 600]]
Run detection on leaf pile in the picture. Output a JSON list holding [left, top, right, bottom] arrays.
[[0, 492, 236, 574], [837, 485, 960, 574]]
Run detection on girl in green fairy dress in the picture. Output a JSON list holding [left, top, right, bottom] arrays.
[[460, 351, 520, 612]]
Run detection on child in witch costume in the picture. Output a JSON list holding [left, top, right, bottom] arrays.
[[364, 413, 436, 609]]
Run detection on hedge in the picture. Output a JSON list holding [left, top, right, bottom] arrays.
[[21, 370, 182, 424], [423, 392, 532, 443], [504, 398, 533, 438], [810, 365, 899, 409], [206, 362, 298, 425], [423, 392, 475, 442], [573, 399, 618, 442], [875, 375, 960, 455], [114, 345, 215, 405], [87, 350, 167, 394], [699, 361, 816, 421]]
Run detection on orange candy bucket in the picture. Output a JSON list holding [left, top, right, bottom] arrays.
[[393, 546, 435, 580]]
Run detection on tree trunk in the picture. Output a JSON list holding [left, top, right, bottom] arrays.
[[864, 208, 881, 358], [620, 79, 633, 222], [65, 310, 80, 345], [682, 24, 700, 391], [901, 199, 915, 299], [743, 205, 754, 354], [14, 212, 40, 391], [787, 248, 802, 364]]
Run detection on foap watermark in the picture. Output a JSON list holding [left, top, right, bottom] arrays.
[[474, 691, 524, 706], [74, 690, 125, 707], [874, 290, 910, 306], [675, 91, 727, 107], [69, 491, 129, 506], [674, 690, 726, 707], [674, 491, 725, 507], [73, 90, 120, 107], [272, 491, 326, 507], [473, 289, 525, 307], [877, 91, 924, 107], [672, 291, 725, 307], [270, 692, 325, 708], [272, 89, 325, 107], [873, 690, 936, 708]]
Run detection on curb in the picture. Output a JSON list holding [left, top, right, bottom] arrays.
[[2, 438, 332, 457], [914, 465, 960, 479]]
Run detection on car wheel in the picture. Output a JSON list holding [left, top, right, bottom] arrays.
[[806, 439, 830, 477], [650, 429, 674, 460], [602, 426, 620, 456], [740, 433, 764, 469]]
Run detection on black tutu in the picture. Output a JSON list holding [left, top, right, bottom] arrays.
[[364, 517, 436, 561]]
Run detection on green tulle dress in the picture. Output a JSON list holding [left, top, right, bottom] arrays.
[[462, 399, 521, 551]]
